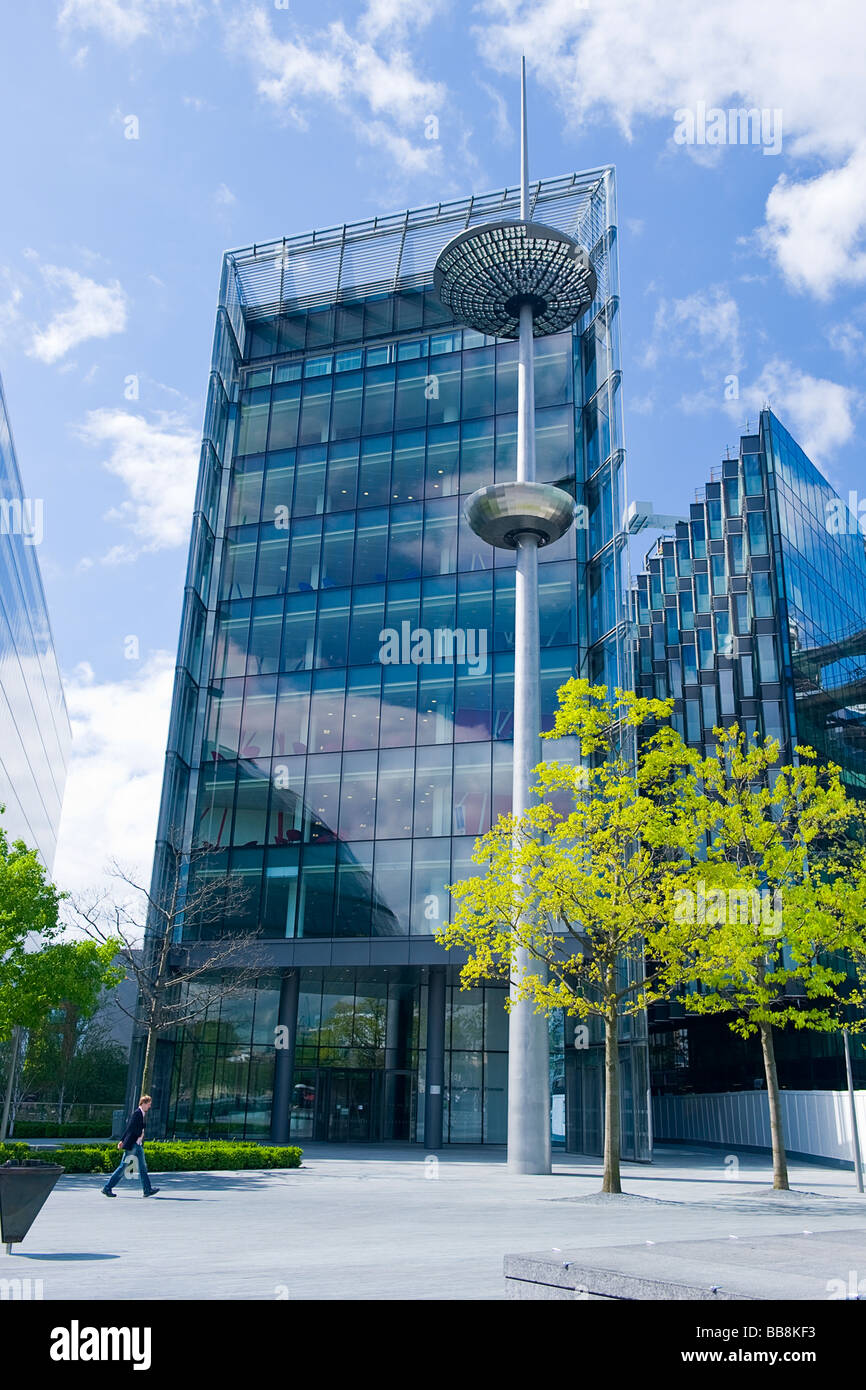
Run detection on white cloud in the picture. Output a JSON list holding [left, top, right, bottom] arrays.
[[60, 0, 449, 177], [0, 275, 23, 343], [75, 407, 199, 554], [214, 182, 237, 208], [477, 78, 512, 146], [58, 0, 203, 47], [475, 0, 866, 298], [226, 7, 445, 174], [731, 358, 859, 462], [53, 654, 174, 899], [760, 152, 866, 298], [28, 264, 127, 364], [358, 121, 438, 175], [826, 319, 865, 362], [58, 0, 150, 45], [360, 0, 441, 41], [643, 287, 742, 372]]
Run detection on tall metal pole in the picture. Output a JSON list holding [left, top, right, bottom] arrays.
[[506, 96, 551, 1172], [843, 1028, 863, 1193], [520, 55, 529, 220], [434, 54, 595, 1177]]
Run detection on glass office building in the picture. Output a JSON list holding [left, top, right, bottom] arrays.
[[638, 410, 866, 1093], [0, 373, 69, 869], [633, 410, 866, 789], [148, 169, 650, 1153]]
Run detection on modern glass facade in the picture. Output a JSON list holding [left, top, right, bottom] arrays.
[[0, 373, 69, 868], [148, 170, 650, 1154], [639, 410, 866, 1094], [165, 970, 517, 1144], [633, 410, 866, 790]]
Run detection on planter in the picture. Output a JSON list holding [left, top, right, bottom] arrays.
[[0, 1160, 64, 1253]]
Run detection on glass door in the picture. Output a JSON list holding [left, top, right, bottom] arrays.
[[326, 1070, 374, 1141], [383, 1070, 415, 1141]]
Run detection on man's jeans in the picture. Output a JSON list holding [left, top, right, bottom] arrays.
[[104, 1143, 154, 1196]]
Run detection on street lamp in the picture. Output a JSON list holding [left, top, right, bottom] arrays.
[[434, 58, 597, 1173]]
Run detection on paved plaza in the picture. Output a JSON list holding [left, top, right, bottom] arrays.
[[4, 1144, 866, 1300]]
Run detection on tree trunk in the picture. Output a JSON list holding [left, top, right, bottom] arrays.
[[602, 1009, 622, 1194], [139, 1027, 156, 1096], [0, 1027, 23, 1142], [758, 1019, 789, 1190]]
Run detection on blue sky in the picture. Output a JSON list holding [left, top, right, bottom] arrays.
[[1, 0, 864, 891]]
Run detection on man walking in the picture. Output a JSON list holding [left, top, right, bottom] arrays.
[[102, 1094, 160, 1198]]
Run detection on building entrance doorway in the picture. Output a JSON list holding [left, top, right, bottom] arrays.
[[287, 1067, 417, 1142], [324, 1069, 375, 1142]]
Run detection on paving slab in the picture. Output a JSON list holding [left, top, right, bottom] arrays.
[[505, 1230, 866, 1300], [1, 1144, 865, 1300]]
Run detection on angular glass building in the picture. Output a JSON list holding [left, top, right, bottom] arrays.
[[148, 169, 650, 1153], [637, 410, 866, 1093], [633, 409, 866, 790], [0, 373, 70, 868]]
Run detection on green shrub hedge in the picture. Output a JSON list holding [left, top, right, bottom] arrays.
[[0, 1141, 303, 1173], [13, 1121, 113, 1139]]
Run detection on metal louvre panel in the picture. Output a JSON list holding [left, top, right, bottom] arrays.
[[224, 168, 612, 322], [282, 242, 343, 301], [398, 217, 466, 281], [340, 228, 404, 296]]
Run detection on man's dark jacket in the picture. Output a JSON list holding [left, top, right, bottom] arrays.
[[119, 1107, 146, 1150]]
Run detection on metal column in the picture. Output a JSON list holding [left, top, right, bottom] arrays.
[[270, 968, 300, 1145], [424, 966, 446, 1149]]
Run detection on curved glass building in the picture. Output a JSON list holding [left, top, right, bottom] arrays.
[[0, 373, 70, 869], [145, 170, 650, 1154]]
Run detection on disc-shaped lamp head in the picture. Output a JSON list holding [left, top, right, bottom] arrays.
[[433, 219, 597, 339]]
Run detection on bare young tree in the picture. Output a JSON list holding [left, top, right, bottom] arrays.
[[68, 839, 267, 1097]]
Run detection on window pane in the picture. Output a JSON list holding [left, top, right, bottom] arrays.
[[359, 436, 391, 506], [375, 748, 415, 838], [354, 510, 389, 585], [362, 366, 395, 435], [394, 361, 428, 431], [282, 593, 315, 672], [348, 584, 385, 666], [274, 673, 311, 757], [308, 671, 346, 753], [287, 518, 322, 592], [462, 348, 495, 419], [293, 449, 326, 517], [325, 444, 358, 511], [413, 745, 452, 837], [392, 431, 425, 503], [331, 371, 362, 440], [452, 743, 491, 834], [344, 667, 381, 750], [268, 386, 300, 451], [237, 398, 269, 455], [339, 751, 377, 840], [426, 424, 459, 498], [321, 513, 354, 589], [315, 589, 350, 669]]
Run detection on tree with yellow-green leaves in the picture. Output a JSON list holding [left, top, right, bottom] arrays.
[[439, 680, 713, 1194], [670, 728, 866, 1191], [441, 682, 866, 1194]]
